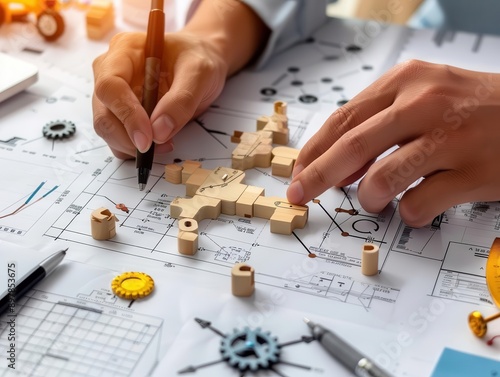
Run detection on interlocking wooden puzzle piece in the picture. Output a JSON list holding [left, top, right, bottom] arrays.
[[271, 146, 300, 177], [256, 101, 288, 145], [165, 163, 183, 184], [231, 130, 273, 170], [361, 243, 379, 276], [181, 160, 202, 184], [167, 161, 309, 235], [253, 196, 308, 235], [195, 167, 247, 215], [91, 207, 118, 240], [178, 218, 199, 255], [170, 196, 221, 222], [231, 263, 255, 297], [235, 185, 265, 218], [231, 101, 289, 170], [185, 168, 212, 197]]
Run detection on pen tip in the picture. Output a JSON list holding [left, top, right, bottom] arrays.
[[303, 317, 315, 328], [139, 183, 146, 191]]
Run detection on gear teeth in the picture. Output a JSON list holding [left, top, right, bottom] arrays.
[[42, 120, 76, 140], [219, 326, 281, 372]]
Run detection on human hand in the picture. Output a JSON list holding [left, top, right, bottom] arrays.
[[92, 31, 228, 159], [287, 60, 500, 227]]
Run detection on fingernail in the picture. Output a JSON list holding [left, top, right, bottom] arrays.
[[287, 180, 304, 204], [156, 142, 174, 154], [133, 131, 149, 153], [152, 115, 175, 143], [292, 163, 304, 178]]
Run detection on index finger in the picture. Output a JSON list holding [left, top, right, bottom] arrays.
[[93, 35, 152, 152], [287, 60, 428, 205]]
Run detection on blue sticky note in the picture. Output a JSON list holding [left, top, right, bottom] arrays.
[[432, 348, 500, 377]]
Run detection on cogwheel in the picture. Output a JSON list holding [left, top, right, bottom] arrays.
[[111, 272, 155, 300], [220, 327, 280, 371], [42, 120, 76, 140]]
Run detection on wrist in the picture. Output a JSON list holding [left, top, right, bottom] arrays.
[[180, 0, 269, 76]]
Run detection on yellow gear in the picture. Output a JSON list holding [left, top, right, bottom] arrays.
[[111, 272, 154, 300]]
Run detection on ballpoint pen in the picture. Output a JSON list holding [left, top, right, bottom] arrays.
[[136, 0, 165, 191], [304, 317, 393, 377], [0, 248, 67, 314]]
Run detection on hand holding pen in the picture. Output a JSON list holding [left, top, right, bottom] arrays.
[[136, 0, 165, 190], [91, 1, 266, 162]]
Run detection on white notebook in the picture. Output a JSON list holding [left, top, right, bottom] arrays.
[[0, 53, 38, 103]]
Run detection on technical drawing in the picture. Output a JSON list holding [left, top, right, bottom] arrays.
[[282, 271, 399, 310], [219, 18, 410, 110], [0, 289, 162, 376], [178, 318, 316, 376]]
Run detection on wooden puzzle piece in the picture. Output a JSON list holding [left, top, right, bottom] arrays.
[[361, 243, 379, 276], [170, 196, 221, 223], [235, 185, 265, 218], [178, 218, 199, 255], [256, 101, 288, 145], [165, 163, 183, 184], [231, 101, 289, 170], [231, 130, 273, 170], [231, 263, 255, 297], [167, 161, 308, 235], [195, 167, 247, 215], [253, 196, 308, 235], [90, 207, 118, 240], [271, 146, 300, 177]]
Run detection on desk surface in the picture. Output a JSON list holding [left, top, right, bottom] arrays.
[[1, 7, 500, 377]]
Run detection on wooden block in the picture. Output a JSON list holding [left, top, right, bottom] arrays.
[[256, 101, 288, 145], [253, 196, 308, 235], [195, 167, 247, 215], [170, 195, 221, 222], [231, 130, 243, 144], [178, 232, 198, 255], [178, 218, 199, 255], [271, 156, 294, 177], [181, 160, 202, 184], [361, 243, 379, 276], [90, 207, 118, 240], [165, 164, 182, 184], [271, 147, 300, 177], [86, 0, 114, 40], [236, 185, 265, 218], [232, 131, 273, 171], [185, 168, 212, 197], [231, 263, 255, 297]]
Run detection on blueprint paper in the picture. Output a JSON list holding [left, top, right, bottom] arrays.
[[1, 9, 500, 377]]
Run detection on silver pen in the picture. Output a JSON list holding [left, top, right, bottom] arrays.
[[0, 249, 67, 314], [304, 318, 393, 377]]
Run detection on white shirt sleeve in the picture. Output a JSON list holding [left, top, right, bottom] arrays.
[[240, 0, 328, 68]]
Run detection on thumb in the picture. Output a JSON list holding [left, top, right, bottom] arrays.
[[151, 87, 198, 144]]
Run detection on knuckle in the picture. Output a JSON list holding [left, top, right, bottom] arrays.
[[93, 76, 113, 101], [340, 129, 368, 166], [306, 164, 330, 189], [93, 113, 115, 138], [170, 89, 196, 118], [393, 59, 428, 79], [331, 104, 361, 135], [92, 54, 104, 73]]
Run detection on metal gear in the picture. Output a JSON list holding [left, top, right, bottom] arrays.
[[219, 327, 280, 371], [42, 120, 76, 139]]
